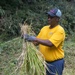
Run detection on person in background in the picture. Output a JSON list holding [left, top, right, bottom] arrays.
[[24, 8, 65, 75]]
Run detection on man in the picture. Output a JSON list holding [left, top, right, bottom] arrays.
[[24, 8, 65, 75]]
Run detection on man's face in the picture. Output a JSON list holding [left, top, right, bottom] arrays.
[[48, 15, 56, 25]]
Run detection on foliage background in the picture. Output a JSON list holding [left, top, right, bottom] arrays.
[[0, 0, 75, 41]]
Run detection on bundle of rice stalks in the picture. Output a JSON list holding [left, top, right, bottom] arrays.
[[12, 23, 46, 75]]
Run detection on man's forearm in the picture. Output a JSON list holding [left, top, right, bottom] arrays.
[[35, 38, 54, 47]]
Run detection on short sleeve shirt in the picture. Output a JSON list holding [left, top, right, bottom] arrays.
[[37, 25, 65, 62]]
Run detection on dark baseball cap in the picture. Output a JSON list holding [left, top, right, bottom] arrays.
[[47, 8, 62, 18]]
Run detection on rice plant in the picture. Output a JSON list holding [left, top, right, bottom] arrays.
[[11, 22, 46, 75]]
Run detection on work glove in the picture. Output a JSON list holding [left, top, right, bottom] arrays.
[[23, 34, 36, 42]]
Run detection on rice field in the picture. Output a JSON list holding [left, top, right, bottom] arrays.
[[0, 24, 75, 75], [0, 37, 75, 75]]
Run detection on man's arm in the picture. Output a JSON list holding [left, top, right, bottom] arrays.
[[33, 38, 54, 47], [24, 34, 54, 47]]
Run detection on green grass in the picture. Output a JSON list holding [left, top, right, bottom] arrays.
[[63, 39, 75, 75], [0, 37, 22, 75], [0, 37, 75, 75]]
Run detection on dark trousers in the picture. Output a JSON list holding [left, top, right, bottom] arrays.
[[46, 59, 64, 75]]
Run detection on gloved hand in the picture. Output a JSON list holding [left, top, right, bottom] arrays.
[[23, 34, 36, 42], [21, 34, 28, 39]]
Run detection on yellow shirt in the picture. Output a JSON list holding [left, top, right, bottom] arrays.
[[37, 25, 65, 62]]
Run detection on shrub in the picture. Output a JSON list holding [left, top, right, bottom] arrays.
[[0, 0, 75, 40]]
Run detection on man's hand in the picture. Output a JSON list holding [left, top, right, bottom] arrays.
[[24, 34, 36, 42]]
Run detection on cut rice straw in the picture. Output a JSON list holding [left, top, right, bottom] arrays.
[[11, 22, 47, 75]]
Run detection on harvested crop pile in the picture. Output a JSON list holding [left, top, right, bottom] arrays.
[[12, 23, 46, 75]]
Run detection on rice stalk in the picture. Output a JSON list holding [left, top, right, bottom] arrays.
[[11, 22, 46, 75]]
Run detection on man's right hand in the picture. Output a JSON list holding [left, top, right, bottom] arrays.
[[23, 34, 36, 42]]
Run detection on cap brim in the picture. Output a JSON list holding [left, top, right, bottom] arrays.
[[47, 12, 55, 17]]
